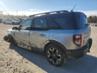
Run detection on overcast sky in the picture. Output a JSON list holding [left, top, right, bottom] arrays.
[[0, 0, 97, 16]]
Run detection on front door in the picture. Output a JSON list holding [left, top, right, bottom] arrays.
[[29, 17, 48, 49], [14, 18, 32, 49]]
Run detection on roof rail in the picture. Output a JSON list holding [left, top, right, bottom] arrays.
[[29, 10, 68, 17]]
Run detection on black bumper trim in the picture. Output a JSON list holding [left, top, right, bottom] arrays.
[[66, 46, 88, 58], [66, 38, 92, 59]]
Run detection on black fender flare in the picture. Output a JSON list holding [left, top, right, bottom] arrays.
[[3, 35, 14, 42], [44, 40, 67, 54]]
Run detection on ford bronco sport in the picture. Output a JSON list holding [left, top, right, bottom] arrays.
[[4, 10, 92, 66]]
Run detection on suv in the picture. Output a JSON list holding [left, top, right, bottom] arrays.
[[4, 10, 92, 66]]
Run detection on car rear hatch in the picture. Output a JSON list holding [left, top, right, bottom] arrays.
[[73, 12, 91, 47]]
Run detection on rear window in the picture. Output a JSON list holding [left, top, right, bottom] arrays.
[[47, 12, 88, 29]]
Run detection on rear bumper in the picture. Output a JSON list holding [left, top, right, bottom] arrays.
[[66, 38, 92, 59]]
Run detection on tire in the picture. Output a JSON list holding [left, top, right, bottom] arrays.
[[3, 35, 10, 42], [88, 38, 92, 49], [45, 44, 66, 66], [8, 36, 16, 46]]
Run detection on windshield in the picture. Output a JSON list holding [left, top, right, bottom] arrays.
[[19, 19, 32, 30], [48, 12, 88, 29], [20, 19, 32, 26]]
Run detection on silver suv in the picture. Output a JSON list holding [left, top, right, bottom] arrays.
[[4, 10, 92, 66]]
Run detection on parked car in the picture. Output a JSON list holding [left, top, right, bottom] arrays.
[[4, 10, 92, 66], [2, 19, 13, 24]]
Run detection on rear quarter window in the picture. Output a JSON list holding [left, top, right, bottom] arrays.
[[47, 12, 88, 30], [47, 13, 76, 29]]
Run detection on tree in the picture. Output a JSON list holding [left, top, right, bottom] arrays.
[[88, 16, 97, 23]]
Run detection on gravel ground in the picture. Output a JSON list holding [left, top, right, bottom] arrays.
[[0, 24, 97, 73]]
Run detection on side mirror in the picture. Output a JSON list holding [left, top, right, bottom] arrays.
[[12, 27, 19, 30], [12, 25, 22, 30]]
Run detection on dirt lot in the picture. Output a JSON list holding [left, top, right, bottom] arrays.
[[0, 23, 97, 73]]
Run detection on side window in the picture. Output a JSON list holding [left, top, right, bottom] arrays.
[[33, 17, 47, 29], [21, 19, 32, 30]]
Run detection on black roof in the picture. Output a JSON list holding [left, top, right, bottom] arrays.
[[29, 10, 86, 18], [29, 10, 69, 17]]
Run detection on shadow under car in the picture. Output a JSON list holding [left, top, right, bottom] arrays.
[[9, 44, 97, 73]]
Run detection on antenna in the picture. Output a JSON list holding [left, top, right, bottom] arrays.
[[71, 4, 76, 12]]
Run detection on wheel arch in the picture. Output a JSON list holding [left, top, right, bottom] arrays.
[[7, 34, 15, 43], [44, 40, 67, 53]]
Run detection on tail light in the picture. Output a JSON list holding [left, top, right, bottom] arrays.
[[73, 34, 82, 47]]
